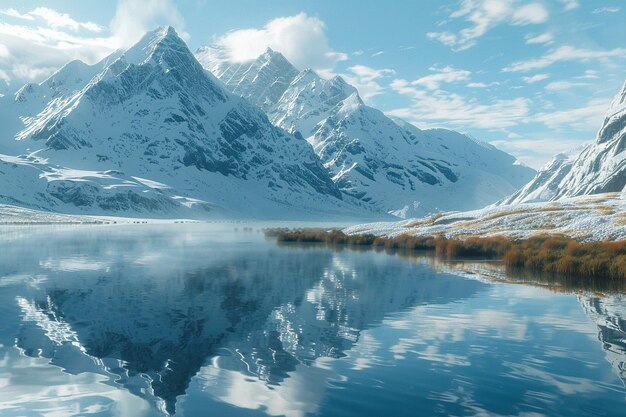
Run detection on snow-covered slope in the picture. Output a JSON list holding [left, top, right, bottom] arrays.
[[0, 153, 218, 217], [197, 47, 535, 218], [504, 82, 626, 205], [500, 150, 579, 205], [0, 27, 359, 219], [196, 46, 299, 112], [344, 192, 626, 241]]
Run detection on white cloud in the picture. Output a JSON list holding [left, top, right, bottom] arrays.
[[503, 45, 626, 72], [0, 69, 10, 84], [575, 69, 599, 80], [371, 51, 384, 57], [522, 73, 549, 83], [411, 66, 472, 90], [0, 8, 35, 20], [340, 65, 395, 102], [533, 98, 609, 129], [0, 7, 103, 32], [341, 65, 396, 103], [467, 82, 488, 88], [592, 7, 620, 14], [11, 63, 59, 81], [511, 3, 549, 25], [0, 0, 189, 87], [0, 44, 10, 58], [29, 7, 103, 32], [525, 32, 553, 44], [110, 0, 188, 47], [427, 0, 549, 51], [545, 80, 588, 91], [0, 22, 115, 85], [559, 0, 579, 11], [389, 78, 530, 129], [491, 136, 587, 168], [212, 13, 347, 73]]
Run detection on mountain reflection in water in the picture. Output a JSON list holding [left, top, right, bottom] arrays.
[[0, 224, 625, 417]]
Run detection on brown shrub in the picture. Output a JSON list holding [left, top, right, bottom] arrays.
[[265, 228, 626, 283]]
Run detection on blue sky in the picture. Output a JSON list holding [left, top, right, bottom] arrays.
[[0, 0, 625, 167]]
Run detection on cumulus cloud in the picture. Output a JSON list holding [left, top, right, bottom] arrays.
[[0, 68, 10, 85], [504, 45, 626, 72], [110, 0, 188, 47], [0, 44, 10, 58], [511, 3, 549, 25], [0, 0, 189, 88], [0, 22, 114, 85], [0, 7, 103, 32], [559, 0, 579, 11], [213, 13, 347, 73], [427, 0, 549, 51]]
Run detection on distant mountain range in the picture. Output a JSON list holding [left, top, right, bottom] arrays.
[[13, 25, 622, 220]]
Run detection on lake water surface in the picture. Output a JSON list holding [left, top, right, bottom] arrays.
[[0, 224, 625, 416]]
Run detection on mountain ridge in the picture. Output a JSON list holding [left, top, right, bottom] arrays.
[[197, 45, 535, 218], [0, 26, 367, 220]]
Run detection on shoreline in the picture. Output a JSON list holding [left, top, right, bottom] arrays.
[[266, 228, 626, 285]]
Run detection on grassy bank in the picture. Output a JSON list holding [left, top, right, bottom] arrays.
[[267, 228, 626, 283]]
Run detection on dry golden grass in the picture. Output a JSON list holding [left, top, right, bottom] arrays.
[[404, 213, 444, 228], [266, 228, 626, 283]]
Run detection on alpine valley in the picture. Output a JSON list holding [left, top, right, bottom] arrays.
[[0, 26, 536, 221]]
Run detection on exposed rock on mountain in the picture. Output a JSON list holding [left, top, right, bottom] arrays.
[[197, 46, 535, 217]]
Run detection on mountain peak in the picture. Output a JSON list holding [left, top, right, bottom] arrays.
[[122, 25, 189, 67], [608, 80, 626, 115], [338, 91, 364, 113], [151, 25, 179, 41], [257, 48, 298, 73], [330, 75, 348, 86]]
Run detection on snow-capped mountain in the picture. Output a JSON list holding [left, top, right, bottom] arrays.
[[197, 46, 300, 113], [578, 295, 626, 387], [503, 82, 626, 205], [0, 27, 357, 219], [197, 47, 535, 217]]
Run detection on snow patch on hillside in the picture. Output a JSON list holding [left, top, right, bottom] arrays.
[[344, 193, 626, 241]]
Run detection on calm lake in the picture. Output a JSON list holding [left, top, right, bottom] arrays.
[[0, 224, 625, 417]]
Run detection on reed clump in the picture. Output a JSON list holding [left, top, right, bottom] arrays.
[[503, 236, 626, 281], [266, 228, 626, 282]]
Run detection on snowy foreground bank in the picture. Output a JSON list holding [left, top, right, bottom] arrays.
[[344, 192, 626, 241], [0, 204, 198, 225]]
